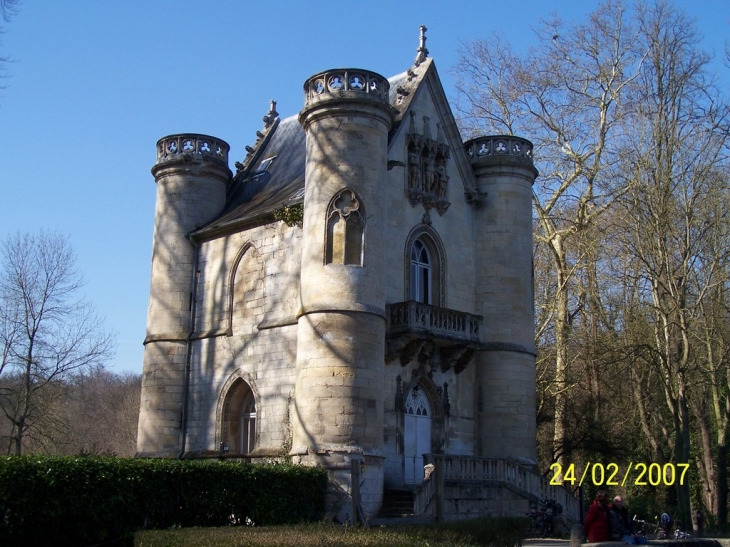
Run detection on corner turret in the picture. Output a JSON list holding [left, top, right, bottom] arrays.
[[467, 135, 538, 465], [293, 68, 394, 519], [137, 134, 231, 458]]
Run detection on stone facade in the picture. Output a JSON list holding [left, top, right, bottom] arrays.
[[137, 29, 540, 521]]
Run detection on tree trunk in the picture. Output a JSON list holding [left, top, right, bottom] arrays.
[[717, 443, 728, 530]]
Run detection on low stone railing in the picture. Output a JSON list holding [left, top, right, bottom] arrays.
[[418, 455, 581, 521], [386, 301, 483, 343]]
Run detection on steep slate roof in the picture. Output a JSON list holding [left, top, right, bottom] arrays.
[[193, 57, 467, 239], [200, 114, 306, 236]]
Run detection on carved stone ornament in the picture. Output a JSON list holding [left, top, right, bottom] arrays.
[[414, 25, 429, 67], [406, 111, 451, 215], [235, 100, 280, 175]]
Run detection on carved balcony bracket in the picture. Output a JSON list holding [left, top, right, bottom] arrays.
[[385, 301, 483, 373]]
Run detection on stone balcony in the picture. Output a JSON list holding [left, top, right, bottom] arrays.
[[385, 301, 483, 373]]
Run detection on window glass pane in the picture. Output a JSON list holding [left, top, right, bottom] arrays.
[[411, 263, 418, 300], [410, 239, 434, 304], [421, 267, 430, 304]]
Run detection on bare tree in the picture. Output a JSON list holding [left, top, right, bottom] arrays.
[[59, 368, 141, 457], [613, 1, 730, 525], [455, 0, 730, 526], [454, 0, 642, 466], [0, 232, 115, 455]]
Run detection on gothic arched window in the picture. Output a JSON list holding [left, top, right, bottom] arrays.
[[223, 379, 257, 454], [325, 188, 364, 266], [410, 240, 432, 304], [406, 230, 444, 306]]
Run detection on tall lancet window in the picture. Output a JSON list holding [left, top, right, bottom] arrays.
[[325, 188, 364, 266], [411, 240, 432, 304]]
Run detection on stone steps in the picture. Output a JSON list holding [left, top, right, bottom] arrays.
[[378, 489, 415, 518]]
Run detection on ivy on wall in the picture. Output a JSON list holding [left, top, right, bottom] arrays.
[[273, 204, 304, 228]]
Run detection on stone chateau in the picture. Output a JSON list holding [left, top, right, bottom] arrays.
[[137, 28, 576, 521]]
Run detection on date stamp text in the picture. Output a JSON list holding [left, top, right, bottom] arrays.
[[549, 462, 689, 487]]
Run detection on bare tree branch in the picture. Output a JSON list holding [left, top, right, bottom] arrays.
[[0, 232, 115, 455]]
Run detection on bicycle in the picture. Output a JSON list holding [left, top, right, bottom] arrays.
[[632, 517, 659, 539], [526, 498, 562, 537], [633, 513, 690, 540]]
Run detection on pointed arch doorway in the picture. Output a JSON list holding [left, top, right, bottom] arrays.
[[404, 385, 432, 485], [223, 378, 257, 455]]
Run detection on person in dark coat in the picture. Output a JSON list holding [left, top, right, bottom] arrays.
[[585, 490, 612, 542], [609, 496, 648, 544]]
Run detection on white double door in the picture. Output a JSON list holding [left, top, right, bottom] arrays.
[[404, 386, 432, 485]]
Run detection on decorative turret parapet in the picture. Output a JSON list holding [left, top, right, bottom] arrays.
[[301, 68, 391, 115], [155, 133, 230, 167], [464, 135, 535, 169]]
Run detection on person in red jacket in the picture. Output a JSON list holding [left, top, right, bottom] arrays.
[[584, 490, 612, 542]]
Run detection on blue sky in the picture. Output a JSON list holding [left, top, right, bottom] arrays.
[[0, 1, 727, 375]]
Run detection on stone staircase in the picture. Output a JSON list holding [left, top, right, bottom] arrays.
[[373, 457, 581, 525], [378, 489, 414, 518], [416, 455, 582, 522], [371, 489, 435, 526]]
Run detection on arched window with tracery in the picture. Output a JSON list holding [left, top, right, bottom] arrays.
[[405, 228, 445, 306], [222, 379, 257, 454], [325, 188, 364, 266]]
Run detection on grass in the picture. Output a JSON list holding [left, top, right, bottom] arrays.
[[134, 518, 529, 547]]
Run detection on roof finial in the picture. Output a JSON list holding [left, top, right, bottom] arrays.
[[414, 25, 429, 67], [263, 100, 279, 129]]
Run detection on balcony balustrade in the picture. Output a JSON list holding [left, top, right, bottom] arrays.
[[387, 301, 483, 342]]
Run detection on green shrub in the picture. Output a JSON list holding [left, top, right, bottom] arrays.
[[0, 456, 327, 547]]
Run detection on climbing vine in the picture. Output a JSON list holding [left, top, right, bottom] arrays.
[[273, 204, 303, 228]]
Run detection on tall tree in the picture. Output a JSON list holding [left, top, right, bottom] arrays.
[[613, 1, 730, 524], [0, 232, 115, 455], [454, 0, 641, 465]]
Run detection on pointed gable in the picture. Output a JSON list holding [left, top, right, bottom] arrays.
[[387, 57, 477, 201]]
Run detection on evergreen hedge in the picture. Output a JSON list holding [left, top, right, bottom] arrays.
[[0, 456, 327, 547]]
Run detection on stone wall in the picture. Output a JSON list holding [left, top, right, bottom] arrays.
[[184, 222, 302, 457]]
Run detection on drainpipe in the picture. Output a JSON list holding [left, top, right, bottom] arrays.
[[178, 238, 199, 459]]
